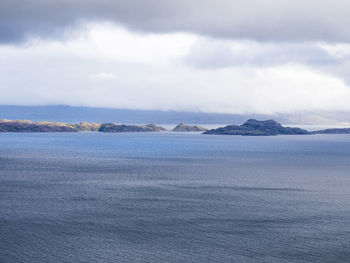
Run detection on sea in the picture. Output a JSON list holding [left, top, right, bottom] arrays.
[[1, 132, 350, 263]]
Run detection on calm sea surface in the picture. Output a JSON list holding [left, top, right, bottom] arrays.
[[1, 132, 350, 263]]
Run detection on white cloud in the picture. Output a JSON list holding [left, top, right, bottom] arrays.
[[90, 72, 115, 80], [1, 23, 350, 114]]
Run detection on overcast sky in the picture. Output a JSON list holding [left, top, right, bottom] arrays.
[[1, 0, 350, 114]]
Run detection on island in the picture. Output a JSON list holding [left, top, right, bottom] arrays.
[[0, 119, 80, 132], [0, 119, 166, 133], [203, 119, 309, 136], [73, 121, 101, 131], [2, 118, 350, 135], [98, 123, 166, 132], [311, 128, 350, 134], [172, 123, 207, 132]]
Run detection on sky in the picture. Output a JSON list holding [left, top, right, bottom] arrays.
[[1, 0, 350, 114]]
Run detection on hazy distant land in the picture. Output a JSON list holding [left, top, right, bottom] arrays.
[[2, 105, 350, 126]]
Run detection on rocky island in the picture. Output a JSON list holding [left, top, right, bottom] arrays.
[[0, 119, 166, 133], [2, 118, 350, 135], [0, 119, 80, 132], [98, 123, 166, 132], [172, 123, 207, 132], [72, 121, 101, 131], [203, 119, 309, 136], [311, 128, 350, 134]]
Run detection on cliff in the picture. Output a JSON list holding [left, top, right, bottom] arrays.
[[203, 119, 309, 136]]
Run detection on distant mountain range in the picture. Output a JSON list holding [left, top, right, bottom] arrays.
[[0, 105, 259, 124], [1, 105, 350, 125]]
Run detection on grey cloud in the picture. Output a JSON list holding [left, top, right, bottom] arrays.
[[1, 0, 350, 43]]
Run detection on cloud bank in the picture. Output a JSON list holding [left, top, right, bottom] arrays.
[[1, 23, 350, 114]]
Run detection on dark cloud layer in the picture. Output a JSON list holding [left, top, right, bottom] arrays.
[[1, 0, 350, 43]]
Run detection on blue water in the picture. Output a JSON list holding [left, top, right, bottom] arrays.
[[1, 132, 350, 263]]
